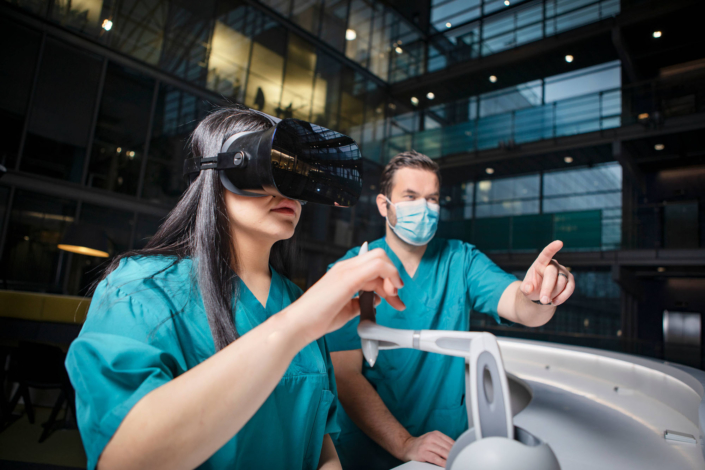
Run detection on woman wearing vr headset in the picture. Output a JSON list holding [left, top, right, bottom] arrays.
[[65, 106, 405, 470]]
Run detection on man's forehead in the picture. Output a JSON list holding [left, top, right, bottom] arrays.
[[391, 168, 439, 192]]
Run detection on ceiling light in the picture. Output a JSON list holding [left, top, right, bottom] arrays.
[[504, 0, 510, 5], [652, 31, 662, 38], [445, 196, 452, 202], [116, 147, 122, 153], [426, 92, 435, 100], [395, 46, 403, 54], [564, 156, 573, 163], [638, 113, 649, 120], [446, 22, 452, 28], [485, 167, 495, 174], [565, 54, 574, 63], [102, 19, 113, 31], [654, 143, 665, 151], [346, 29, 357, 41], [489, 75, 497, 83], [657, 267, 666, 273], [410, 96, 419, 106]]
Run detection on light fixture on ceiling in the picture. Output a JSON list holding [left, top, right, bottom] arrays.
[[485, 167, 495, 174], [565, 54, 574, 63], [504, 0, 510, 5], [564, 156, 573, 163], [652, 31, 662, 38], [395, 46, 403, 54], [410, 96, 419, 106], [489, 75, 497, 83], [446, 22, 452, 28], [58, 224, 110, 258], [638, 113, 649, 120], [102, 19, 113, 31], [654, 143, 665, 151], [657, 267, 666, 273], [346, 29, 357, 41], [426, 92, 435, 100]]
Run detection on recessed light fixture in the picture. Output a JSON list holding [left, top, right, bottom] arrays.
[[657, 267, 666, 272], [102, 19, 113, 31], [652, 31, 662, 38], [504, 0, 510, 5], [395, 46, 403, 54], [638, 113, 649, 120], [564, 156, 573, 163], [116, 147, 122, 153], [446, 22, 452, 28], [489, 75, 497, 83], [426, 92, 435, 100], [410, 96, 419, 106], [654, 143, 665, 151], [346, 29, 357, 41], [445, 196, 452, 202], [485, 167, 495, 174], [565, 54, 574, 63]]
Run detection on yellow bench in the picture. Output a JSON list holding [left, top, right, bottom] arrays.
[[0, 291, 90, 324]]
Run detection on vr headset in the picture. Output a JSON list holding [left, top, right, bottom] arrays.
[[183, 109, 362, 207]]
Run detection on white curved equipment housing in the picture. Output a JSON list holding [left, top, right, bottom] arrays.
[[394, 338, 705, 469]]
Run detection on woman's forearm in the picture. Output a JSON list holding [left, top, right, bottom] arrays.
[[98, 308, 309, 470], [317, 434, 342, 470]]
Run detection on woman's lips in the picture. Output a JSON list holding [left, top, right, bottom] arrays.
[[271, 207, 296, 216]]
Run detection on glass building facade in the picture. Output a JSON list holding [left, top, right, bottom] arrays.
[[0, 0, 632, 295]]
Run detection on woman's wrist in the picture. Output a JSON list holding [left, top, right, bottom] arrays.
[[271, 305, 316, 353]]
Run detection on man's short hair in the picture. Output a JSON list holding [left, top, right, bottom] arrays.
[[379, 150, 441, 197]]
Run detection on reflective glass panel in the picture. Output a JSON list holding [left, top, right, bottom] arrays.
[[88, 62, 155, 195], [0, 18, 41, 169], [21, 38, 102, 183]]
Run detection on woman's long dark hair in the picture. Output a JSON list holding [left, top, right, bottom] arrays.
[[100, 106, 297, 351]]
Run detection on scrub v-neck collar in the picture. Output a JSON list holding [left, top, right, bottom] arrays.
[[236, 267, 284, 321], [382, 237, 438, 284]]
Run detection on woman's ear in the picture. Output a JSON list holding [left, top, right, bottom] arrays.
[[376, 193, 388, 218]]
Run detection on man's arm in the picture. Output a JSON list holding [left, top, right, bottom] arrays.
[[331, 350, 454, 467], [497, 241, 574, 327]]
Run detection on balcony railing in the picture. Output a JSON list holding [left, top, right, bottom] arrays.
[[362, 73, 705, 164]]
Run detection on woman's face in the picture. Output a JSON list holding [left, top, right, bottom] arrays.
[[224, 189, 301, 244]]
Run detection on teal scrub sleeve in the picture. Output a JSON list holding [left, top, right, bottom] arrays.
[[464, 243, 518, 324], [65, 298, 182, 470], [321, 337, 341, 439]]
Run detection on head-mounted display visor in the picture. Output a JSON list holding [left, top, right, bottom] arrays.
[[183, 113, 362, 207]]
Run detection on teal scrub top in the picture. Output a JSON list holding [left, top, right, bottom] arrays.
[[66, 256, 339, 470], [325, 237, 516, 469]]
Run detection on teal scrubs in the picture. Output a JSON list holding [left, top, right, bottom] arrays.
[[66, 256, 339, 470], [325, 237, 516, 470]]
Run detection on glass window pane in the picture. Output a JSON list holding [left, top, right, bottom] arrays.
[[543, 163, 622, 197], [51, 0, 107, 38], [208, 3, 252, 102], [0, 189, 76, 291], [79, 203, 134, 254], [0, 18, 41, 169], [339, 72, 366, 137], [319, 0, 349, 53], [280, 34, 317, 120], [368, 8, 390, 81], [21, 38, 102, 183], [88, 62, 155, 195], [104, 0, 167, 66], [144, 85, 211, 204], [545, 61, 621, 103], [245, 16, 287, 116], [345, 0, 373, 67], [157, 1, 214, 86], [292, 0, 323, 34], [311, 52, 342, 130], [260, 0, 291, 16]]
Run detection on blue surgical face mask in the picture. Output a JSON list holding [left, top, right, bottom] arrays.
[[385, 196, 440, 246]]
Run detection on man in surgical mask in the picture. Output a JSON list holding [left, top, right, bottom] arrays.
[[326, 151, 575, 470]]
